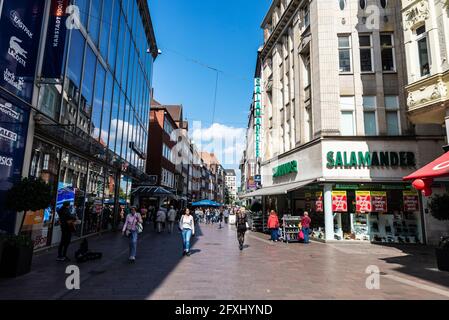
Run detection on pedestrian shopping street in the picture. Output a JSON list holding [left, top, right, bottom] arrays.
[[1, 223, 449, 300]]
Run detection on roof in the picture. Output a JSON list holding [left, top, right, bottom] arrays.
[[164, 105, 183, 122], [200, 152, 220, 166]]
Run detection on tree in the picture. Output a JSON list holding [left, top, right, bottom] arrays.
[[429, 194, 449, 221], [5, 178, 53, 213]]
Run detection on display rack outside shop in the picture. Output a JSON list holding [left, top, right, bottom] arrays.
[[281, 215, 302, 243]]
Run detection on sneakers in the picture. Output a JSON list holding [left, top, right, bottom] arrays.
[[239, 244, 243, 251], [129, 256, 136, 262], [186, 251, 191, 256]]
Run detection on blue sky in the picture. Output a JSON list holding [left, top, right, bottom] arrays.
[[148, 0, 272, 173]]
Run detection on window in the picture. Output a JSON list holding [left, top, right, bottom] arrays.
[[363, 96, 377, 136], [360, 0, 366, 9], [338, 35, 352, 73], [164, 117, 174, 137], [381, 34, 395, 71], [385, 96, 400, 135], [339, 0, 347, 10], [67, 30, 85, 87], [303, 5, 310, 29], [416, 25, 430, 77], [380, 0, 387, 8], [340, 96, 355, 135], [163, 143, 172, 162], [88, 0, 102, 45], [91, 62, 106, 140], [359, 35, 373, 72]]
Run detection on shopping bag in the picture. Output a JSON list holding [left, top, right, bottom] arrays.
[[299, 230, 305, 241]]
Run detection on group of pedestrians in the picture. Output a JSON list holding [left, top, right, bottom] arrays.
[[267, 210, 312, 244]]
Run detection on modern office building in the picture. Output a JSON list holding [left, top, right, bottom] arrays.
[[0, 0, 158, 250], [242, 0, 447, 244]]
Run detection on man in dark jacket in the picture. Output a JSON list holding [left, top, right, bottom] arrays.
[[57, 202, 76, 262]]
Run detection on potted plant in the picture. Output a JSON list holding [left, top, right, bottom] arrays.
[[429, 194, 449, 272], [0, 178, 52, 278]]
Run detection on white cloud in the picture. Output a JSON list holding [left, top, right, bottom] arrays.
[[191, 122, 246, 168]]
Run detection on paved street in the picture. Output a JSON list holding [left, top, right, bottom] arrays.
[[1, 223, 449, 300]]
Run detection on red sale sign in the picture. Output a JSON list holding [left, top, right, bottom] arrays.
[[403, 191, 419, 212], [356, 191, 372, 213], [371, 191, 387, 212], [332, 191, 347, 212]]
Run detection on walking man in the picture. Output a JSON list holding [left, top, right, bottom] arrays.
[[156, 207, 166, 234], [167, 206, 177, 234]]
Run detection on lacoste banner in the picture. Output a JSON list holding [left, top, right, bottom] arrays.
[[356, 191, 372, 213], [0, 0, 45, 103], [332, 191, 347, 212]]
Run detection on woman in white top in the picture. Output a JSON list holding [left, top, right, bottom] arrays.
[[179, 208, 195, 256]]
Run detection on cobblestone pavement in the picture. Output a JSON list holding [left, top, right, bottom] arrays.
[[1, 223, 449, 300]]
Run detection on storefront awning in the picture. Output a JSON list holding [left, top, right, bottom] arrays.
[[404, 152, 449, 181], [241, 179, 316, 198], [132, 186, 174, 197]]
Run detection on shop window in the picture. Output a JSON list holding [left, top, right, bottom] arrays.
[[381, 34, 395, 72], [339, 0, 347, 10], [359, 35, 373, 72], [340, 96, 356, 136], [338, 35, 352, 73], [363, 96, 377, 136], [416, 25, 430, 77], [385, 96, 400, 135]]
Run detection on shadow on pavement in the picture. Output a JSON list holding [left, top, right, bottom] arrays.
[[376, 243, 449, 289]]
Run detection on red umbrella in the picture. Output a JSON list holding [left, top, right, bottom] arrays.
[[404, 152, 449, 196]]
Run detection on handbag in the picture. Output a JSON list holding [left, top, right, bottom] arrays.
[[299, 230, 305, 240], [137, 222, 144, 234]]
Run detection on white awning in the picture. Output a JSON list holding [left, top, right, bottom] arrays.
[[241, 179, 316, 198]]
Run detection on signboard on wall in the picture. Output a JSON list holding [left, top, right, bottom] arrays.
[[315, 192, 323, 212], [0, 95, 30, 233], [0, 0, 46, 102], [332, 191, 348, 212], [371, 191, 387, 212], [41, 0, 70, 79], [403, 190, 419, 212], [254, 78, 262, 159]]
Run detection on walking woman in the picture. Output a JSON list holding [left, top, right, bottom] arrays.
[[122, 206, 143, 262], [179, 208, 195, 256], [235, 209, 248, 251], [267, 210, 280, 242]]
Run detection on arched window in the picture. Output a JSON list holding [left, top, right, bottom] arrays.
[[339, 0, 347, 10], [360, 0, 366, 9], [380, 0, 387, 8]]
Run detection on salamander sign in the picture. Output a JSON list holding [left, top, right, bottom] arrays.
[[326, 151, 416, 169]]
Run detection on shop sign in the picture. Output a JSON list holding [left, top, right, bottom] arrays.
[[356, 191, 372, 213], [315, 192, 323, 213], [0, 96, 30, 233], [0, 0, 46, 102], [254, 78, 262, 158], [273, 160, 298, 178], [403, 191, 419, 212], [42, 0, 70, 78], [371, 191, 387, 212], [332, 191, 348, 212], [326, 151, 416, 169]]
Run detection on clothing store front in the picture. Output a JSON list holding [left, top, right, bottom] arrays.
[[246, 138, 446, 244], [20, 136, 138, 250]]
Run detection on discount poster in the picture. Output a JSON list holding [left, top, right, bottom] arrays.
[[356, 191, 372, 213], [403, 191, 419, 212], [315, 192, 323, 213], [371, 191, 387, 212], [332, 191, 347, 212]]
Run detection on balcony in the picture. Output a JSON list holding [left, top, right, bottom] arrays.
[[406, 71, 449, 124]]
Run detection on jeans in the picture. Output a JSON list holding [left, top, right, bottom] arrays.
[[303, 227, 310, 243], [182, 228, 192, 252], [157, 222, 163, 233], [270, 228, 278, 241], [129, 230, 138, 258], [58, 230, 72, 258]]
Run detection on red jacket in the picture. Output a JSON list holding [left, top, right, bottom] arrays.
[[267, 214, 279, 229]]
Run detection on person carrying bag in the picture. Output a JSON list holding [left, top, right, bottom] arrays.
[[122, 206, 143, 262]]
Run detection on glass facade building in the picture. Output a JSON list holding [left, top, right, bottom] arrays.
[[20, 0, 157, 249]]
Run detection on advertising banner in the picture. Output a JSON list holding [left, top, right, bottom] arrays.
[[356, 191, 372, 213], [0, 0, 46, 102], [403, 190, 419, 212], [0, 95, 30, 233], [42, 0, 70, 78], [332, 191, 347, 212], [315, 192, 323, 213], [371, 191, 387, 212]]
